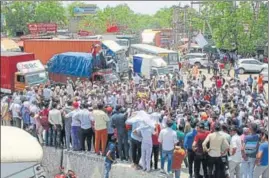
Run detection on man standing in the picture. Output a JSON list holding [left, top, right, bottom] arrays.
[[247, 75, 254, 92], [229, 126, 242, 178], [184, 121, 197, 178], [192, 122, 210, 178], [203, 123, 229, 178], [111, 105, 129, 161], [253, 132, 268, 178], [65, 102, 81, 151], [126, 113, 143, 169], [62, 100, 73, 150], [158, 120, 178, 174], [79, 102, 94, 152], [9, 99, 22, 128], [92, 103, 109, 156], [134, 122, 154, 172], [241, 123, 260, 178], [104, 136, 117, 178], [48, 102, 63, 148]]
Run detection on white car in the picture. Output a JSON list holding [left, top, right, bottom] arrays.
[[260, 68, 268, 83], [237, 58, 268, 74], [183, 53, 210, 68]]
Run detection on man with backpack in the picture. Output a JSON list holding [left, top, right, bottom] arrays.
[[241, 123, 260, 178], [192, 122, 210, 178]]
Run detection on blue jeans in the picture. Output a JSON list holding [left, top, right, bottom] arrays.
[[241, 157, 256, 178], [104, 162, 112, 178], [71, 126, 81, 151], [161, 149, 173, 173], [174, 170, 181, 178]]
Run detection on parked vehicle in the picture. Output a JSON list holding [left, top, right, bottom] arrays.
[[101, 40, 129, 76], [237, 58, 268, 74], [183, 53, 210, 68], [1, 52, 48, 94], [92, 69, 120, 84], [1, 126, 48, 178], [130, 44, 180, 72], [133, 54, 170, 80], [24, 39, 101, 65], [47, 52, 119, 84], [260, 68, 268, 83], [1, 38, 21, 52]]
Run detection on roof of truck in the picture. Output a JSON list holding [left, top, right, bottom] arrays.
[[1, 52, 33, 57], [1, 126, 43, 163]]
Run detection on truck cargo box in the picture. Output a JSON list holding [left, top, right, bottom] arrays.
[[47, 52, 93, 84], [24, 39, 101, 65], [1, 52, 35, 93]]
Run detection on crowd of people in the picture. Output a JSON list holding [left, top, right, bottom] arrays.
[[1, 63, 268, 178]]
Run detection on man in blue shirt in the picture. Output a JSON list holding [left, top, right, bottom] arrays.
[[241, 123, 260, 178], [104, 136, 117, 178], [183, 120, 197, 178], [254, 132, 268, 178], [111, 105, 129, 161], [247, 74, 253, 91]]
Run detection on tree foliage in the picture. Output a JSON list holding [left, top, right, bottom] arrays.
[[2, 1, 67, 36], [2, 1, 267, 54], [200, 2, 268, 54], [3, 1, 36, 35], [34, 1, 67, 25]]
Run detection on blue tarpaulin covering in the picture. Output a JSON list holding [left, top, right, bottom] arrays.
[[47, 52, 93, 77]]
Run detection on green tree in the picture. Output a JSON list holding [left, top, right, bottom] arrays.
[[2, 1, 36, 36], [200, 1, 268, 54], [34, 1, 67, 26]]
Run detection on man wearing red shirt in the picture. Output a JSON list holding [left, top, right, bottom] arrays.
[[151, 123, 161, 170], [38, 103, 50, 146], [192, 122, 210, 178]]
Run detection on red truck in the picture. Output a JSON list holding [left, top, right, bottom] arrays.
[[1, 52, 48, 94]]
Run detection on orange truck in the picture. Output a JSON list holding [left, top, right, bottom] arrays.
[[23, 39, 101, 65], [1, 52, 48, 94]]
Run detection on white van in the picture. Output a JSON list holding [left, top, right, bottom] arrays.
[[1, 126, 47, 178]]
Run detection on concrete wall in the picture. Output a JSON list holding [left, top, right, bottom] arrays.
[[42, 147, 162, 178]]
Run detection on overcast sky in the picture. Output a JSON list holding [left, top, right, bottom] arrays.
[[63, 1, 198, 15]]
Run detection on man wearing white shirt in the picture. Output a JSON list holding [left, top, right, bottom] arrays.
[[158, 120, 178, 174], [229, 126, 242, 178]]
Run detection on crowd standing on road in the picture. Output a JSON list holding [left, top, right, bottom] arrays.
[[1, 62, 268, 178]]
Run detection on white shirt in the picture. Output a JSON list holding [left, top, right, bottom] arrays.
[[137, 125, 154, 145], [9, 103, 21, 118], [229, 134, 242, 162], [158, 127, 178, 151]]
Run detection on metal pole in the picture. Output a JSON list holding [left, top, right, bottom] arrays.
[[187, 2, 193, 52]]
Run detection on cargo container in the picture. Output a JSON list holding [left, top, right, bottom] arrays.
[[24, 39, 101, 65], [1, 52, 48, 94], [47, 52, 119, 84]]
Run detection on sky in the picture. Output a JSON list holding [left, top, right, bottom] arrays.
[[63, 1, 198, 15]]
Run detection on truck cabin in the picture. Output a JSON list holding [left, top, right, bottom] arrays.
[[150, 67, 170, 78], [14, 60, 48, 91], [91, 69, 119, 84], [1, 126, 47, 178]]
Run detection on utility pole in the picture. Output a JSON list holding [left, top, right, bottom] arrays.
[[172, 4, 186, 50], [187, 1, 193, 52]]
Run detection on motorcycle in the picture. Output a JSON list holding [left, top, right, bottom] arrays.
[[54, 167, 77, 178]]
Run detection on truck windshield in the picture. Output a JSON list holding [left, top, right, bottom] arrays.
[[25, 72, 48, 86], [116, 40, 129, 47], [104, 74, 119, 82], [157, 68, 170, 75]]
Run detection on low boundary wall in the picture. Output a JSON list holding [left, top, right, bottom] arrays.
[[42, 147, 163, 178]]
